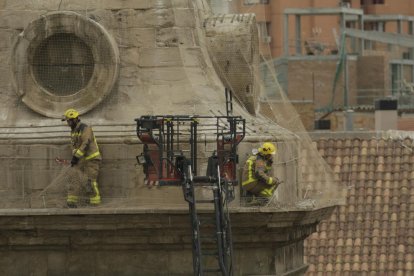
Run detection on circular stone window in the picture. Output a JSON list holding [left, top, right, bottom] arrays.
[[12, 11, 119, 118], [32, 33, 95, 96]]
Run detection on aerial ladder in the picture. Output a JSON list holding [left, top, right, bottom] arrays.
[[135, 110, 245, 275]]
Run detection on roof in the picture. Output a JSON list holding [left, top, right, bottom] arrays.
[[305, 137, 414, 275]]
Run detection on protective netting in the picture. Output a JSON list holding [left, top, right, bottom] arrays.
[[0, 0, 345, 210], [32, 33, 95, 96], [30, 165, 89, 208], [207, 1, 346, 209]]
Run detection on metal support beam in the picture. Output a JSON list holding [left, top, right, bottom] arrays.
[[358, 14, 364, 55], [345, 28, 414, 48], [284, 14, 289, 56], [409, 21, 414, 60], [397, 20, 403, 34], [340, 13, 346, 53], [295, 15, 302, 55]]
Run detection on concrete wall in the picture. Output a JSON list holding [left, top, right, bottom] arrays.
[[287, 57, 358, 110], [356, 54, 390, 105], [326, 111, 375, 131]]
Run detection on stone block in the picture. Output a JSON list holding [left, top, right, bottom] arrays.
[[29, 168, 64, 190], [111, 9, 175, 29], [47, 252, 67, 275], [0, 252, 30, 276], [138, 67, 187, 84], [176, 28, 198, 47], [146, 84, 198, 109], [181, 67, 212, 87], [118, 66, 141, 86], [143, 8, 175, 28], [0, 10, 45, 29], [138, 48, 182, 67], [172, 0, 191, 8], [113, 27, 155, 48], [181, 47, 205, 67], [0, 66, 13, 89], [87, 9, 118, 28], [174, 8, 195, 27], [148, 235, 180, 244], [9, 236, 44, 245], [156, 27, 179, 47], [0, 50, 12, 68], [67, 253, 96, 276], [100, 0, 154, 10], [119, 47, 140, 66], [1, 0, 59, 10], [110, 9, 141, 29], [0, 29, 20, 50], [0, 144, 15, 157]]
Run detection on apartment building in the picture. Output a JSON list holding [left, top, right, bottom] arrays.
[[231, 0, 414, 58]]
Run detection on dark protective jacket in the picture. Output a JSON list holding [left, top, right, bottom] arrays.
[[71, 121, 101, 161], [242, 153, 280, 197]]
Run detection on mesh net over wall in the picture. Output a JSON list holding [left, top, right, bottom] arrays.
[[0, 0, 346, 209], [207, 0, 346, 209]]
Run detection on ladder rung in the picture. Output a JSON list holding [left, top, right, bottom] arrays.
[[202, 250, 218, 256], [203, 268, 222, 272], [199, 218, 216, 223], [200, 235, 217, 240], [196, 199, 215, 203]]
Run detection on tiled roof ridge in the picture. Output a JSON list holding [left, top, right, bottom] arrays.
[[305, 137, 414, 275]]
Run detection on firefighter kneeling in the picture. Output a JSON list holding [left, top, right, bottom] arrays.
[[242, 142, 282, 205]]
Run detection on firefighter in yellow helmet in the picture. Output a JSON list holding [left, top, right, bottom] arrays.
[[62, 108, 102, 208], [242, 142, 282, 204]]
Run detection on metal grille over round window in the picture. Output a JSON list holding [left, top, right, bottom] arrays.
[[31, 33, 94, 96], [12, 11, 119, 118]]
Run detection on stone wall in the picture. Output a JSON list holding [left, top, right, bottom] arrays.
[[0, 1, 340, 274], [1, 0, 237, 125], [0, 207, 334, 275]]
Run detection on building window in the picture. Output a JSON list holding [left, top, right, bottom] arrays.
[[361, 0, 385, 5], [244, 0, 269, 5]]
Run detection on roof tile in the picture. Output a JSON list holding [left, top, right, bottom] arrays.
[[305, 137, 414, 275]]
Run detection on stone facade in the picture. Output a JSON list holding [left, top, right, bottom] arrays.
[[0, 0, 339, 274], [0, 207, 335, 275]]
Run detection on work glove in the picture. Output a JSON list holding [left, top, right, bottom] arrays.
[[268, 177, 281, 186], [71, 156, 79, 167], [274, 178, 283, 186]]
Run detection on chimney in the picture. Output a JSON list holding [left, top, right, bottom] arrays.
[[374, 99, 398, 131], [344, 109, 354, 131]]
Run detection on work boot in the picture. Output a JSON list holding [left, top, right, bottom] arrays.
[[88, 181, 101, 206], [66, 195, 78, 208]]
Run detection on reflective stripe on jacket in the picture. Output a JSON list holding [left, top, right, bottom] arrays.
[[242, 154, 279, 197], [71, 122, 102, 161]]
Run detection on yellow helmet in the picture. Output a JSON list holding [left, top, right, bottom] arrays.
[[62, 108, 79, 121], [259, 142, 277, 155]]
